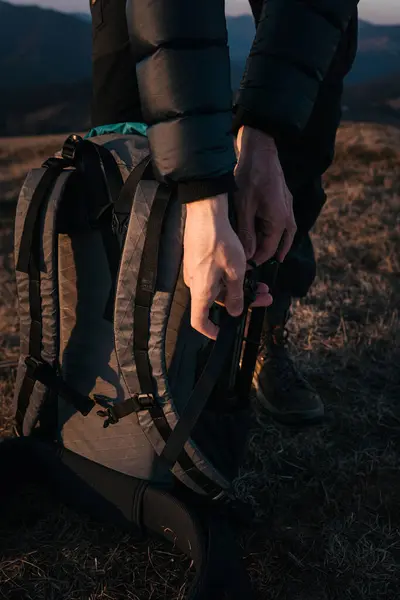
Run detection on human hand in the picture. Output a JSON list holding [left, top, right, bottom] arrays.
[[183, 194, 272, 339], [234, 125, 297, 265]]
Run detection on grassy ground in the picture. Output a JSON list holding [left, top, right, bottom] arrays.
[[0, 123, 400, 599]]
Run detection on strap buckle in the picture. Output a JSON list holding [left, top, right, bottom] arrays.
[[96, 393, 155, 428], [97, 406, 119, 429], [25, 355, 47, 378], [137, 393, 155, 410], [61, 134, 83, 162]]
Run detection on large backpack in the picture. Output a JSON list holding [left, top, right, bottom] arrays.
[[8, 131, 276, 598]]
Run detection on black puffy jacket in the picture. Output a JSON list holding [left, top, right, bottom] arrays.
[[235, 0, 360, 139], [126, 0, 236, 203], [126, 0, 359, 202]]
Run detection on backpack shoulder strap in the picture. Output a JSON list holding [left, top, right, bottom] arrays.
[[15, 157, 96, 435], [14, 136, 130, 435], [106, 176, 259, 498], [16, 158, 68, 274]]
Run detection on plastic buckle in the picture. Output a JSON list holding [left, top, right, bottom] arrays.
[[137, 393, 155, 410], [61, 134, 83, 162], [97, 407, 119, 429], [24, 355, 44, 377]]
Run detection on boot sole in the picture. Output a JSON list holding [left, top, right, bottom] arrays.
[[253, 366, 325, 427], [255, 386, 325, 426]]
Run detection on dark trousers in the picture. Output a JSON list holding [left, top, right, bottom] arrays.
[[90, 0, 358, 299], [273, 13, 359, 298]]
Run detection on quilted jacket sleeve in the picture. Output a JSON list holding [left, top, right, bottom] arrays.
[[126, 0, 237, 203], [234, 0, 360, 139]]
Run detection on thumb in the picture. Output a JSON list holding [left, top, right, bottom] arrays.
[[224, 267, 245, 318]]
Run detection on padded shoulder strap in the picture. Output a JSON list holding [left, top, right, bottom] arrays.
[[15, 159, 70, 434], [0, 437, 255, 599], [110, 179, 258, 496], [16, 159, 68, 274], [14, 136, 129, 433]]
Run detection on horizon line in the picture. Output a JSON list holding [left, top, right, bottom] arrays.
[[4, 2, 400, 26]]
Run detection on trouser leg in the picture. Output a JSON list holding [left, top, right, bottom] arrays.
[[271, 11, 359, 299]]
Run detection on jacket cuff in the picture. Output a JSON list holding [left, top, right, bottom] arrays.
[[178, 172, 237, 204], [232, 105, 299, 146]]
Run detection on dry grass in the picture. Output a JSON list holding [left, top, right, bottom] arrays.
[[1, 122, 400, 599]]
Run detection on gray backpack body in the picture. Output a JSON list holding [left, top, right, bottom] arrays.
[[13, 132, 259, 500]]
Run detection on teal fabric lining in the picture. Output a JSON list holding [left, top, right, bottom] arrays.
[[85, 122, 148, 139]]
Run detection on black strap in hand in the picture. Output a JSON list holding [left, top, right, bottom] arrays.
[[160, 311, 239, 467]]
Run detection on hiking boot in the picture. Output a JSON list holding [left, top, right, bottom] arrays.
[[253, 294, 324, 426]]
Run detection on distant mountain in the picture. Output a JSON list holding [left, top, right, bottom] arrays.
[[0, 80, 91, 137], [227, 16, 254, 88], [227, 15, 254, 61], [343, 73, 400, 126], [347, 20, 400, 84], [0, 1, 91, 88], [73, 12, 91, 22]]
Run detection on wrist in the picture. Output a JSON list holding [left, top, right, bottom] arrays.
[[236, 125, 277, 157], [185, 194, 229, 218]]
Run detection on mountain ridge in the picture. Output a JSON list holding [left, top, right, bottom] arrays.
[[0, 0, 91, 88]]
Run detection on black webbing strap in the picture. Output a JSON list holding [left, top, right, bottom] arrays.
[[24, 357, 94, 416], [96, 144, 124, 208], [133, 183, 173, 395], [15, 160, 95, 433], [74, 140, 124, 322], [239, 258, 280, 401], [160, 266, 259, 469], [160, 313, 239, 467], [16, 163, 66, 274], [75, 139, 123, 221], [95, 394, 145, 428], [113, 155, 152, 218], [238, 307, 266, 402]]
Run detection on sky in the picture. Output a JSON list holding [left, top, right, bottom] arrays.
[[6, 0, 400, 25]]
